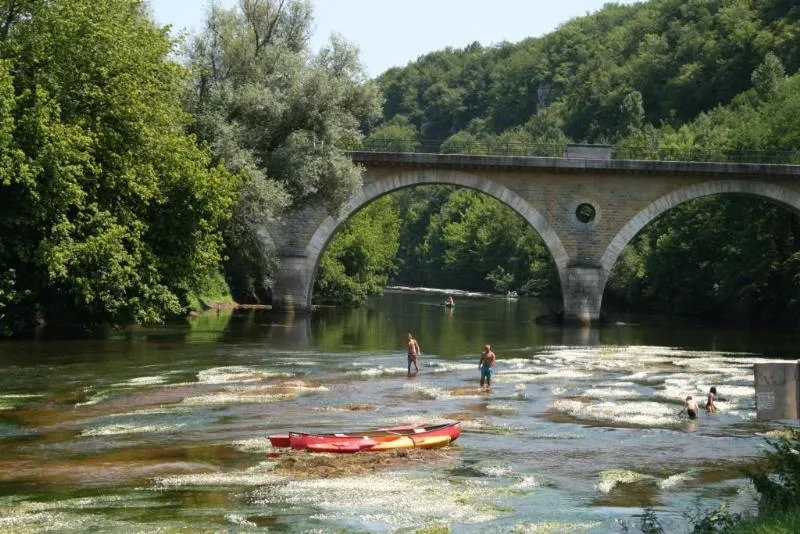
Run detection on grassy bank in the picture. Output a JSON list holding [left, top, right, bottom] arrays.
[[642, 428, 800, 533], [730, 506, 800, 534]]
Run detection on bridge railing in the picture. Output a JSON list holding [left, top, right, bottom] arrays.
[[612, 146, 800, 164], [351, 138, 800, 164]]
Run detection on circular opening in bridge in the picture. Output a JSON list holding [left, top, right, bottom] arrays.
[[575, 203, 596, 224]]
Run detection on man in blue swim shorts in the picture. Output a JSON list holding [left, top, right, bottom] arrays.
[[479, 344, 496, 389]]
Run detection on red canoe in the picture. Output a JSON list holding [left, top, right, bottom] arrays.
[[306, 434, 452, 453], [287, 422, 461, 450], [268, 422, 428, 448]]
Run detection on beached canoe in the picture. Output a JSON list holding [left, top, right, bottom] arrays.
[[289, 422, 461, 450], [305, 434, 452, 453], [268, 422, 430, 448], [268, 422, 460, 449]]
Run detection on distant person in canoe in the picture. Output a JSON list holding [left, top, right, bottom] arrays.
[[407, 331, 420, 373], [706, 386, 718, 413], [445, 296, 455, 307], [678, 395, 699, 420], [479, 344, 496, 388]]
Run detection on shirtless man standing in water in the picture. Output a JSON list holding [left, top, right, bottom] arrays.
[[406, 331, 420, 374], [479, 344, 496, 389]]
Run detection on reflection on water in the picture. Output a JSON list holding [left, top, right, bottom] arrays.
[[1, 291, 799, 532]]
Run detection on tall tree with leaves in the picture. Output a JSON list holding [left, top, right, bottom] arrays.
[[0, 0, 238, 335], [184, 0, 382, 302]]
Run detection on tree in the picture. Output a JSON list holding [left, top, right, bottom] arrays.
[[184, 0, 382, 303], [363, 116, 419, 152], [751, 52, 786, 99], [314, 196, 400, 306], [0, 0, 238, 334], [412, 189, 558, 295]]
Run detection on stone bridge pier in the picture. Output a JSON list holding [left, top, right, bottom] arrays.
[[264, 151, 800, 325]]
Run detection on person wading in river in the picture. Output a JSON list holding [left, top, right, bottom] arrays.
[[406, 331, 420, 374], [706, 386, 718, 413], [479, 344, 496, 389], [679, 395, 700, 420]]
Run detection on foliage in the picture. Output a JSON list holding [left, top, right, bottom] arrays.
[[608, 70, 800, 326], [184, 0, 382, 303], [687, 504, 743, 534], [363, 116, 419, 152], [749, 429, 800, 512], [376, 0, 800, 143], [606, 194, 800, 326], [186, 270, 235, 312], [391, 187, 558, 295], [391, 185, 455, 286], [0, 0, 238, 334], [663, 430, 800, 534], [727, 507, 800, 534], [638, 507, 665, 534], [314, 196, 400, 306]]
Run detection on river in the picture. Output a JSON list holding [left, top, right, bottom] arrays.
[[0, 289, 799, 533]]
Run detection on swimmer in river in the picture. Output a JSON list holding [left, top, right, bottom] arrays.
[[406, 331, 420, 374], [678, 395, 699, 420], [706, 386, 718, 413]]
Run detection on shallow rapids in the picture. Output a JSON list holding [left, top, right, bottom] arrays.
[[1, 293, 798, 532]]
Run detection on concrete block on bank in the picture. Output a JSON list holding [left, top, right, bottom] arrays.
[[754, 362, 799, 421]]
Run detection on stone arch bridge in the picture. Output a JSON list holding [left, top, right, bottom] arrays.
[[265, 149, 800, 324]]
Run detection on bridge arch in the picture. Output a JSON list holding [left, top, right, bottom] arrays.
[[600, 179, 800, 275], [302, 169, 570, 307]]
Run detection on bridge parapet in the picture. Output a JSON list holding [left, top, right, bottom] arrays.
[[355, 140, 800, 165]]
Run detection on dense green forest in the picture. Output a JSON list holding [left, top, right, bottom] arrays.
[[2, 0, 800, 335], [0, 0, 379, 335], [0, 0, 240, 336], [316, 0, 800, 327]]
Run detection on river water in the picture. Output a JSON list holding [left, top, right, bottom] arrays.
[[1, 289, 799, 533]]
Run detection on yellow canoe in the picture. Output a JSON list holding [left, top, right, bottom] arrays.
[[367, 435, 451, 451]]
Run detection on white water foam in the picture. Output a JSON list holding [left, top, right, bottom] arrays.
[[582, 387, 644, 400], [181, 382, 328, 406], [350, 366, 407, 377], [403, 383, 485, 400], [596, 470, 654, 493], [553, 399, 680, 427], [252, 472, 496, 529], [196, 366, 293, 384], [75, 392, 110, 407], [0, 494, 164, 532], [226, 514, 256, 527], [115, 375, 170, 387], [426, 361, 478, 373], [512, 520, 603, 532], [153, 461, 281, 489], [80, 423, 185, 437], [658, 471, 694, 489]]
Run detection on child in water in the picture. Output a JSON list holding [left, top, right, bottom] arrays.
[[706, 386, 718, 413], [679, 395, 700, 419]]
